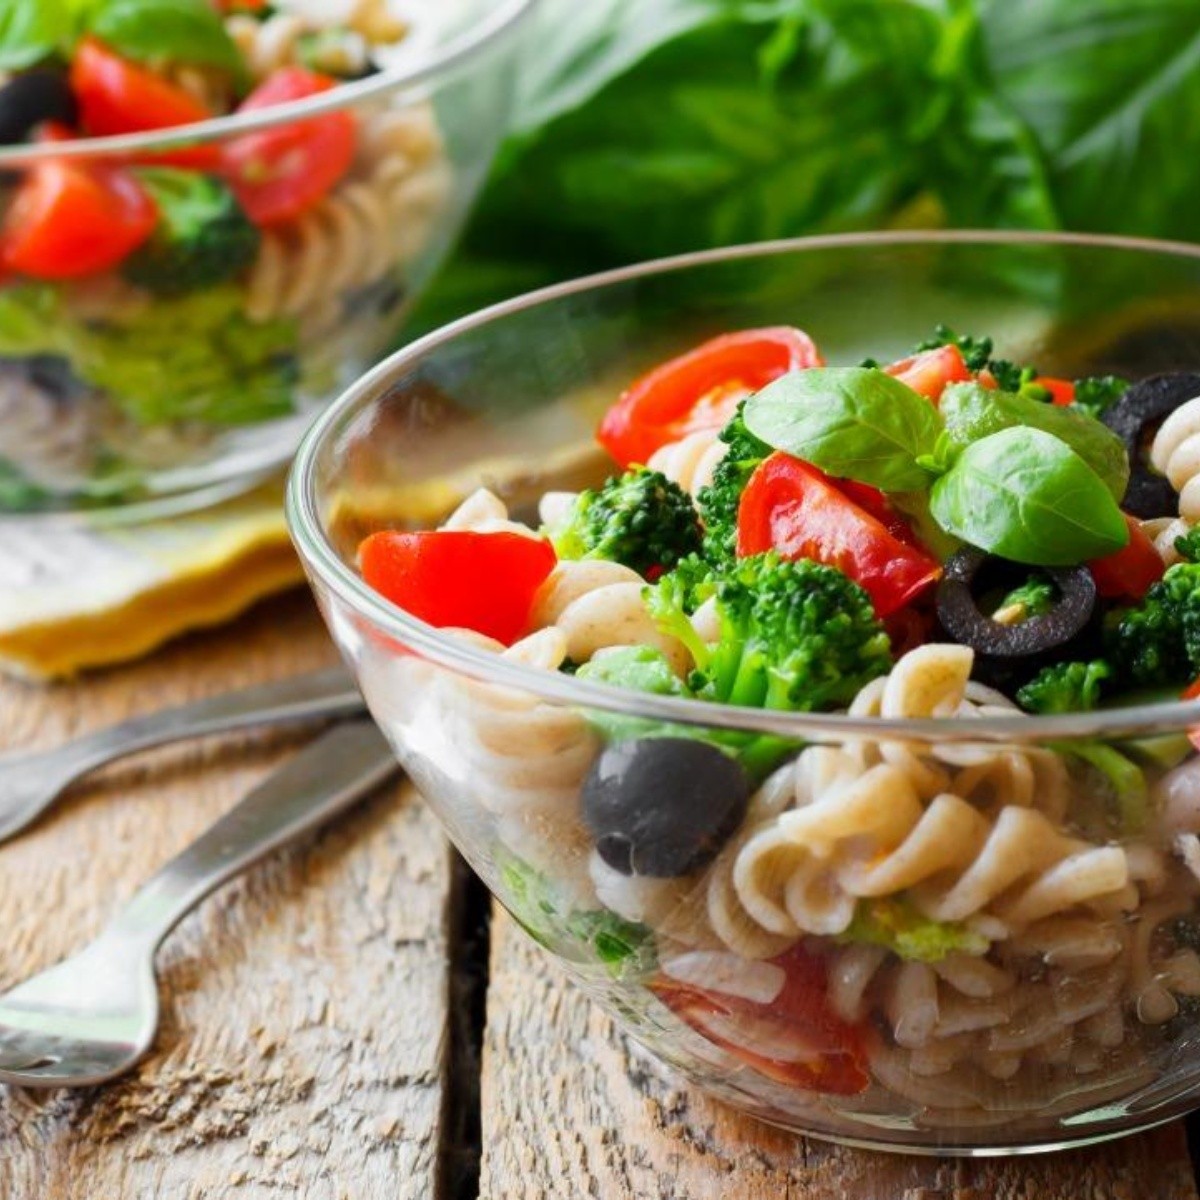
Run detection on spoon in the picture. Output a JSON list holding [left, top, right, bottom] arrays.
[[0, 719, 398, 1089], [0, 665, 365, 843]]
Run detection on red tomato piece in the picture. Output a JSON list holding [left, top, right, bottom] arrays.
[[221, 67, 357, 226], [1088, 512, 1163, 600], [736, 453, 941, 617], [1038, 376, 1076, 406], [71, 37, 211, 136], [883, 343, 972, 401], [653, 944, 869, 1095], [3, 160, 156, 279], [597, 327, 823, 467], [359, 530, 557, 646]]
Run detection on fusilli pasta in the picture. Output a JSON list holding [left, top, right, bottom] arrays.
[[1151, 393, 1200, 522], [647, 429, 726, 496]]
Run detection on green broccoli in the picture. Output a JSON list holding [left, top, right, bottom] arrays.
[[838, 898, 988, 963], [1071, 375, 1128, 421], [912, 324, 1044, 397], [1176, 526, 1200, 563], [992, 576, 1056, 624], [1017, 660, 1113, 714], [548, 466, 701, 576], [124, 169, 260, 295], [696, 401, 770, 566], [652, 552, 891, 711], [1106, 562, 1200, 688]]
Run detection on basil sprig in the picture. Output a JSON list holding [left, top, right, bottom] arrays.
[[0, 0, 242, 74], [939, 380, 1129, 502], [744, 367, 942, 492], [742, 365, 1130, 567]]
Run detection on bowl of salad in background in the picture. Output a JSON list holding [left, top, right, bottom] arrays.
[[289, 231, 1200, 1153], [0, 0, 535, 516]]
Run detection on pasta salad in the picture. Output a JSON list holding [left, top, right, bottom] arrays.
[[358, 325, 1200, 1126], [0, 0, 448, 508]]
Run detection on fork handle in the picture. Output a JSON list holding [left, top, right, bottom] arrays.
[[107, 721, 400, 948], [69, 666, 365, 776]]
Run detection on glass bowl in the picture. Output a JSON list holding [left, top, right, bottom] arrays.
[[0, 0, 535, 518], [288, 231, 1200, 1154]]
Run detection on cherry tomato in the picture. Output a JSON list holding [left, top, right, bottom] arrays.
[[597, 327, 823, 467], [653, 944, 869, 1095], [222, 67, 357, 226], [884, 344, 973, 401], [1088, 512, 1163, 600], [71, 37, 211, 136], [736, 452, 940, 617], [359, 530, 557, 646], [3, 160, 156, 279], [1039, 377, 1076, 406]]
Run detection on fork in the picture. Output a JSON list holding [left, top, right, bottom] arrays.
[[0, 719, 398, 1089], [0, 665, 364, 844]]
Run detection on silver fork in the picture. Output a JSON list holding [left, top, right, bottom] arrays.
[[0, 719, 398, 1089], [0, 665, 364, 843]]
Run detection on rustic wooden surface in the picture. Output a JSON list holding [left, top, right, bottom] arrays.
[[0, 592, 455, 1200], [480, 909, 1200, 1200], [0, 590, 1198, 1200]]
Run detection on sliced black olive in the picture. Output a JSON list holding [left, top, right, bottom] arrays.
[[0, 71, 77, 146], [581, 737, 750, 878], [1102, 372, 1200, 517], [936, 548, 1096, 678]]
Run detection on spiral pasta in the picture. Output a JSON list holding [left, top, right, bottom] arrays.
[[1151, 393, 1200, 522], [647, 429, 727, 496]]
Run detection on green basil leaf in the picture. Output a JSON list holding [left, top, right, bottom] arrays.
[[743, 366, 943, 492], [0, 0, 70, 69], [88, 0, 243, 72], [929, 426, 1128, 565], [940, 381, 1129, 502]]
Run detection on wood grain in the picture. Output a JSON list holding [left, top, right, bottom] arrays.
[[480, 909, 1200, 1200], [0, 593, 455, 1200]]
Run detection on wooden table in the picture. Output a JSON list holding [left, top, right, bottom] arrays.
[[1, 590, 1198, 1199]]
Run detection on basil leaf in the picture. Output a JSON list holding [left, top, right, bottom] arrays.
[[743, 367, 943, 492], [89, 0, 243, 72], [929, 426, 1128, 565], [940, 381, 1129, 502], [0, 0, 70, 69]]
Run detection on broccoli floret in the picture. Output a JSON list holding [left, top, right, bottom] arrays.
[[1106, 562, 1200, 688], [1176, 526, 1200, 563], [838, 898, 988, 962], [1071, 375, 1128, 421], [124, 169, 260, 295], [1017, 660, 1113, 714], [549, 466, 701, 576], [915, 324, 993, 372], [696, 401, 770, 566], [992, 576, 1056, 624], [656, 552, 891, 711]]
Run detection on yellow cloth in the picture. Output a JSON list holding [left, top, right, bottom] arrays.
[[0, 481, 303, 681]]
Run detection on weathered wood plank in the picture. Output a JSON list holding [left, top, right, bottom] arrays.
[[0, 593, 455, 1200], [480, 908, 1200, 1200]]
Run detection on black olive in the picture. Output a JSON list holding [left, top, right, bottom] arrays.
[[581, 738, 751, 878], [1102, 372, 1200, 517], [0, 71, 77, 146], [935, 549, 1097, 685]]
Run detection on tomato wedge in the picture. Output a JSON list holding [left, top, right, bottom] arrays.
[[222, 67, 357, 226], [598, 327, 823, 467], [3, 160, 156, 279], [1039, 377, 1076, 406], [884, 344, 973, 401], [359, 530, 557, 646], [71, 37, 211, 136], [653, 945, 869, 1095], [737, 453, 940, 617], [1088, 512, 1163, 600]]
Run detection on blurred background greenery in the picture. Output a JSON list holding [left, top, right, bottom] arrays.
[[415, 0, 1200, 329]]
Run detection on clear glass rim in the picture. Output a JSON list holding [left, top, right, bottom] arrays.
[[0, 0, 537, 164], [287, 229, 1200, 743]]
